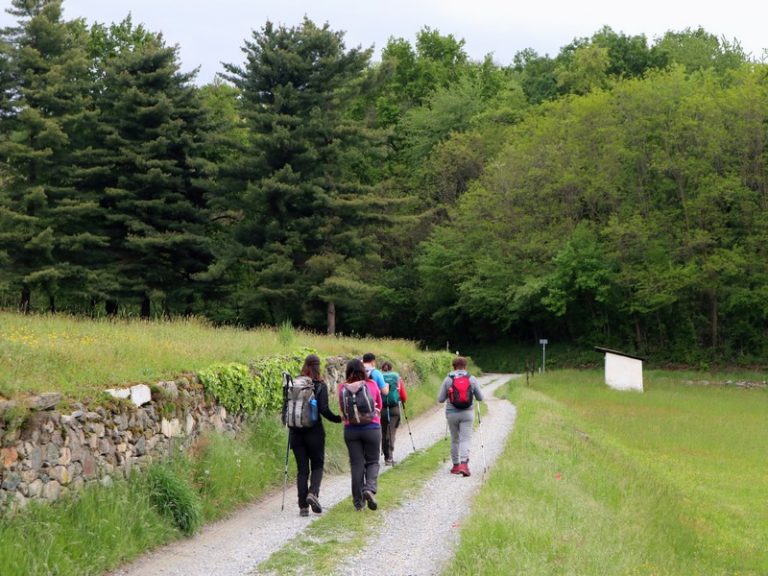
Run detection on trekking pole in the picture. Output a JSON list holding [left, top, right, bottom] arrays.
[[443, 419, 449, 462], [476, 402, 487, 475], [281, 435, 290, 511], [400, 402, 417, 453]]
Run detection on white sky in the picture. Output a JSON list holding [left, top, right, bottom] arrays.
[[6, 0, 767, 84]]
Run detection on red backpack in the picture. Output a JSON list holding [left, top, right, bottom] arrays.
[[447, 373, 473, 409]]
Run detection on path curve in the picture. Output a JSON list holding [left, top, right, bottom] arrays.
[[109, 374, 517, 576]]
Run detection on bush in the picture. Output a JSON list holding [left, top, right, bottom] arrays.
[[197, 349, 315, 414], [146, 464, 202, 535]]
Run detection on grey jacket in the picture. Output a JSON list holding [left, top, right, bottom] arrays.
[[437, 370, 483, 411]]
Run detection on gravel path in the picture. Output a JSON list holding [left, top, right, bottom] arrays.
[[108, 374, 517, 576], [335, 375, 518, 576]]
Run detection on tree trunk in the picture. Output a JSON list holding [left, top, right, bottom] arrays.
[[326, 301, 336, 335], [105, 300, 118, 317], [49, 295, 56, 313], [710, 289, 718, 350], [141, 294, 151, 319], [19, 286, 31, 314]]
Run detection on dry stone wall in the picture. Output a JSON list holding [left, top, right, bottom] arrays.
[[0, 356, 349, 513]]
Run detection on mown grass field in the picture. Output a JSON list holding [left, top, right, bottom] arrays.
[[450, 370, 768, 575]]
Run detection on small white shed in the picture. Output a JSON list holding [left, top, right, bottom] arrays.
[[594, 347, 644, 392]]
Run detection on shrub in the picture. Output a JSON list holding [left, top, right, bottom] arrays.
[[146, 464, 202, 535], [197, 349, 314, 414]]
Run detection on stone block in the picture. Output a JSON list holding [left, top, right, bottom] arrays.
[[49, 465, 70, 485], [45, 443, 60, 464], [26, 393, 62, 411], [58, 446, 72, 466], [27, 478, 43, 498], [28, 446, 43, 471], [99, 439, 114, 456], [158, 380, 179, 399], [81, 454, 97, 479], [161, 418, 181, 438], [2, 472, 20, 491], [105, 388, 130, 401], [1, 447, 18, 469], [130, 385, 152, 407], [42, 480, 61, 501]]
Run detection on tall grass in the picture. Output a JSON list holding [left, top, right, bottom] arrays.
[[450, 372, 768, 575], [0, 476, 175, 576], [0, 311, 428, 398]]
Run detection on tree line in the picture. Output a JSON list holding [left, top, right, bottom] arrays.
[[2, 0, 766, 363]]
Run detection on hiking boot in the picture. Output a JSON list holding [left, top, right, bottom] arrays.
[[299, 507, 309, 517], [384, 458, 394, 466], [459, 462, 471, 477], [363, 489, 378, 511], [450, 463, 461, 474], [306, 492, 322, 514]]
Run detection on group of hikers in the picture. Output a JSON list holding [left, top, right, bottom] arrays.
[[282, 352, 484, 516]]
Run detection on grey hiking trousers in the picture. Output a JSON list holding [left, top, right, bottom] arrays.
[[446, 407, 474, 464]]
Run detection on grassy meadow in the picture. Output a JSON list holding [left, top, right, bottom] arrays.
[[0, 311, 423, 399], [450, 370, 767, 575]]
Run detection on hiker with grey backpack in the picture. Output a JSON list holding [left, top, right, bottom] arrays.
[[338, 358, 383, 511], [437, 356, 484, 477], [282, 354, 342, 517]]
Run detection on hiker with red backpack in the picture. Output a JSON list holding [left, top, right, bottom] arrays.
[[437, 356, 484, 477], [380, 361, 407, 465], [282, 354, 342, 517], [338, 358, 383, 511]]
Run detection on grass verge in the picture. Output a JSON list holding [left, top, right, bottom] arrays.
[[448, 374, 767, 575]]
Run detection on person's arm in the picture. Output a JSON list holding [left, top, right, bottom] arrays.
[[398, 378, 407, 404], [317, 382, 342, 423], [371, 380, 383, 411], [471, 376, 484, 402], [437, 377, 451, 403], [373, 369, 389, 396]]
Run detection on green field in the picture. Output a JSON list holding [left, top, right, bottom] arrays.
[[0, 311, 423, 399], [450, 370, 768, 575]]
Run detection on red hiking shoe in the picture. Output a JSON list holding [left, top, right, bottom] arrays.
[[450, 463, 461, 474], [459, 462, 471, 477]]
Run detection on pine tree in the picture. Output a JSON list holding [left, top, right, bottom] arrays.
[[0, 0, 99, 312], [221, 18, 388, 333], [91, 20, 213, 317]]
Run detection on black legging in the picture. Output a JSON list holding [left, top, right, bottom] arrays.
[[343, 426, 381, 510], [290, 427, 326, 509]]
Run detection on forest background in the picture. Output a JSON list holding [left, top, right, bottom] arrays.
[[2, 0, 767, 366]]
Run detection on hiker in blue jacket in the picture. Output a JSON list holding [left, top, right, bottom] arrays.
[[362, 352, 389, 396], [437, 356, 483, 477], [288, 354, 342, 517]]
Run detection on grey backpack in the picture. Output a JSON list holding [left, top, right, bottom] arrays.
[[283, 374, 317, 428]]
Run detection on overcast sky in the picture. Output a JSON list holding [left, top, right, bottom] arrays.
[[15, 0, 767, 84]]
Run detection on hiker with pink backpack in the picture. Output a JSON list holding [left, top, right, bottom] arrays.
[[437, 356, 484, 477], [338, 358, 384, 511]]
